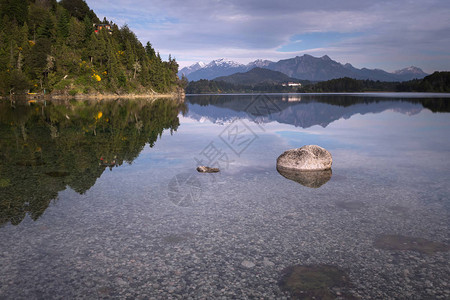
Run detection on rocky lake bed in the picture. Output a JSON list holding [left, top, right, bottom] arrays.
[[1, 94, 449, 299]]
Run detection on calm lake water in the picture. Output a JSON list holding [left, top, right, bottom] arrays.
[[0, 94, 449, 299]]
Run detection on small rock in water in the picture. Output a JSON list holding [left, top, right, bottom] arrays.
[[197, 166, 220, 173], [115, 277, 128, 286], [374, 234, 449, 254], [241, 260, 255, 268], [263, 258, 275, 267], [279, 264, 352, 299]]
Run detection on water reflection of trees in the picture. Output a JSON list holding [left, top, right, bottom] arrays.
[[0, 98, 186, 226]]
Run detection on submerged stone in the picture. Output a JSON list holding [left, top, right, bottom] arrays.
[[335, 201, 366, 210], [388, 205, 410, 215], [277, 168, 332, 188], [163, 232, 194, 244], [241, 260, 255, 268], [279, 264, 353, 299], [197, 166, 220, 173], [277, 145, 332, 171], [374, 235, 449, 254]]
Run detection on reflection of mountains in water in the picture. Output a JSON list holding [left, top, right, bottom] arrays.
[[185, 94, 449, 128]]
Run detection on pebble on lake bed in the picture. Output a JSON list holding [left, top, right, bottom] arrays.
[[241, 260, 255, 268], [374, 234, 450, 254], [197, 166, 220, 173]]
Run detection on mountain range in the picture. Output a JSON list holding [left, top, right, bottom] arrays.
[[214, 67, 301, 85], [179, 55, 428, 82]]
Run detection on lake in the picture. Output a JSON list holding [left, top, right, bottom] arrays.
[[0, 93, 449, 299]]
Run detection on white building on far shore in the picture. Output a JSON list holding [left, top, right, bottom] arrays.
[[282, 82, 302, 87]]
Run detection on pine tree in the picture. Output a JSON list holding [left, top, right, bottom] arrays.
[[145, 42, 156, 59], [83, 15, 92, 42], [37, 14, 55, 40], [57, 8, 70, 39], [0, 0, 28, 26], [67, 17, 84, 47]]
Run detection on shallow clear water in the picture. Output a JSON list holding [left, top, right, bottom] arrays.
[[0, 94, 449, 299]]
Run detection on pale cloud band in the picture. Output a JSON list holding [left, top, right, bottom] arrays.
[[86, 0, 450, 73]]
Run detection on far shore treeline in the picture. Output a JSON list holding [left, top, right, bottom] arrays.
[[0, 0, 183, 97], [186, 72, 450, 94]]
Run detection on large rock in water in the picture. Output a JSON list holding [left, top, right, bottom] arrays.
[[277, 145, 332, 171]]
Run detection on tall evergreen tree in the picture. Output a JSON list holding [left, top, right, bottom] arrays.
[[0, 0, 28, 26], [67, 17, 84, 48], [57, 8, 70, 39]]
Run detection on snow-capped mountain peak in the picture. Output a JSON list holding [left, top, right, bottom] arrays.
[[207, 58, 244, 68], [394, 66, 426, 75], [393, 66, 428, 80], [247, 59, 273, 68], [178, 61, 206, 76]]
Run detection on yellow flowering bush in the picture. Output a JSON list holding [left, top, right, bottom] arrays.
[[92, 74, 101, 81]]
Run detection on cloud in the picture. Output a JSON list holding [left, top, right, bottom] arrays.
[[85, 0, 450, 72]]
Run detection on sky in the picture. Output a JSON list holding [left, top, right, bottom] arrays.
[[85, 0, 450, 72]]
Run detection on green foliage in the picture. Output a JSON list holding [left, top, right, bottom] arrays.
[[186, 79, 222, 94], [300, 75, 450, 93], [188, 73, 450, 94], [300, 77, 368, 93], [60, 0, 99, 22], [0, 0, 180, 95], [186, 79, 310, 94], [0, 0, 28, 26], [9, 70, 30, 93], [397, 72, 450, 93], [56, 7, 70, 39], [67, 17, 84, 47]]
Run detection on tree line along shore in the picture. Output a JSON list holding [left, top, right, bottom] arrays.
[[0, 0, 185, 98]]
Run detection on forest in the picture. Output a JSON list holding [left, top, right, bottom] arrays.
[[0, 0, 181, 96], [186, 72, 450, 94], [298, 72, 450, 93], [185, 79, 309, 94]]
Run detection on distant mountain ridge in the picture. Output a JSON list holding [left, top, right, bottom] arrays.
[[179, 55, 428, 82], [214, 67, 301, 85]]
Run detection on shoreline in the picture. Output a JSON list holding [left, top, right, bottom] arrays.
[[184, 91, 450, 97], [52, 92, 183, 100], [1, 92, 185, 101]]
